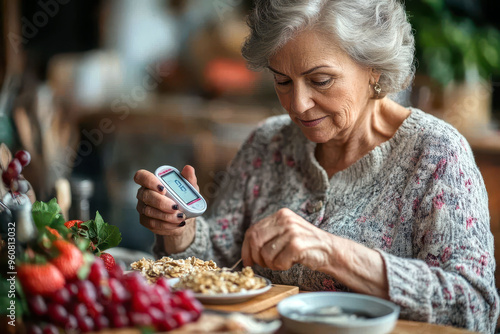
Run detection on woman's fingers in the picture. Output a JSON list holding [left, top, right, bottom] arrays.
[[136, 187, 179, 213], [136, 200, 185, 223], [134, 169, 166, 194], [242, 208, 322, 271], [135, 168, 193, 236], [242, 214, 280, 267], [181, 165, 199, 192], [139, 214, 186, 236]]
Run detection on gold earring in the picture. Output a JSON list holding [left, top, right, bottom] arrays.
[[373, 82, 381, 99]]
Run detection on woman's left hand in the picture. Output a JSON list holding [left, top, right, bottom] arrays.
[[241, 208, 335, 271]]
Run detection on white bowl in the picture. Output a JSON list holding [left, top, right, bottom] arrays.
[[277, 292, 400, 334]]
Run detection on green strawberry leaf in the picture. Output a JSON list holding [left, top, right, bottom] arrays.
[[32, 198, 65, 231], [81, 220, 98, 241], [95, 211, 122, 251], [81, 212, 122, 254]]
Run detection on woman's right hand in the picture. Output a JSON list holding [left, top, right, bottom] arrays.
[[134, 166, 198, 251]]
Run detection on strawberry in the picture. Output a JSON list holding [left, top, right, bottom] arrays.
[[50, 240, 84, 280], [99, 252, 116, 272], [64, 220, 84, 229], [17, 262, 65, 296]]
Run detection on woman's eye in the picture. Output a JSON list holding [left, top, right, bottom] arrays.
[[274, 76, 291, 86], [276, 80, 291, 86], [312, 78, 333, 86]]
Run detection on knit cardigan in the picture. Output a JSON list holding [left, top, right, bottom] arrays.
[[153, 108, 499, 332]]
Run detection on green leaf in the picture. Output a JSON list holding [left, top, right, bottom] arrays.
[[140, 327, 155, 334], [81, 212, 122, 253], [31, 198, 65, 231], [15, 280, 27, 317], [94, 211, 122, 252], [0, 278, 27, 317], [81, 220, 98, 241], [0, 297, 11, 315]]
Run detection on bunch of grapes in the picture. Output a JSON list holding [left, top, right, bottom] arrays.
[[24, 259, 203, 333], [2, 150, 31, 194]]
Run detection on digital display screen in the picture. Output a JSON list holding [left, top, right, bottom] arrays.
[[161, 171, 199, 204]]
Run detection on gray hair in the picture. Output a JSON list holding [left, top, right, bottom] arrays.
[[241, 0, 416, 95]]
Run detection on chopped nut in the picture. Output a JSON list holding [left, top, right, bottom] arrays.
[[173, 267, 267, 294], [130, 256, 219, 283]]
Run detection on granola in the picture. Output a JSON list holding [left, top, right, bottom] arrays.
[[173, 266, 268, 294], [130, 256, 219, 283]]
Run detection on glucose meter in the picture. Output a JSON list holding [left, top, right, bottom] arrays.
[[154, 165, 207, 219]]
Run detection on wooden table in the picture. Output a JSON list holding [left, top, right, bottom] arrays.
[[258, 307, 477, 334], [169, 285, 478, 334]]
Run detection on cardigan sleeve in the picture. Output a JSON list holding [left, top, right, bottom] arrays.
[[379, 136, 499, 333]]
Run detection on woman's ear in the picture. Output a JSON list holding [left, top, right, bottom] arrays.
[[369, 68, 381, 85]]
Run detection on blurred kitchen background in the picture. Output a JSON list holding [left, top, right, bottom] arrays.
[[0, 0, 499, 263]]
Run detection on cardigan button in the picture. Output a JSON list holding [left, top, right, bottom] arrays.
[[306, 200, 323, 214]]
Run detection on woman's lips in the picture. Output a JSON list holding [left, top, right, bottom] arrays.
[[299, 116, 327, 127]]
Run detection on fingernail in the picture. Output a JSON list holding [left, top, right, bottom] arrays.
[[177, 213, 184, 219], [172, 204, 179, 210], [178, 221, 186, 227], [157, 185, 165, 192]]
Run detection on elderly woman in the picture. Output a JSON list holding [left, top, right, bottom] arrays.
[[134, 0, 499, 331]]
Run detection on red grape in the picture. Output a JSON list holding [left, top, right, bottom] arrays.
[[129, 311, 152, 327], [72, 302, 88, 318], [108, 264, 124, 279], [51, 287, 71, 305], [1, 171, 10, 186], [123, 271, 148, 293], [147, 306, 163, 326], [6, 159, 22, 177], [172, 310, 192, 327], [131, 291, 151, 312], [109, 278, 130, 302], [106, 303, 126, 318], [189, 309, 202, 321], [47, 303, 69, 326], [87, 302, 104, 318], [156, 277, 171, 293], [42, 324, 59, 334], [27, 295, 47, 316], [76, 280, 97, 306], [94, 315, 110, 331], [158, 315, 178, 331], [111, 314, 129, 328], [15, 150, 31, 167], [89, 258, 108, 286], [17, 179, 29, 193], [26, 324, 43, 334], [64, 314, 78, 331], [77, 315, 95, 333], [97, 284, 112, 301], [175, 290, 203, 314], [170, 294, 183, 307], [65, 282, 78, 297]]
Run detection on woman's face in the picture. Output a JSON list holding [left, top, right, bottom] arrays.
[[269, 30, 374, 144]]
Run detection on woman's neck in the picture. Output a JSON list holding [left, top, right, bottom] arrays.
[[315, 99, 410, 178]]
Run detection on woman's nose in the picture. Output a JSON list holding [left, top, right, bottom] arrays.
[[290, 84, 314, 114]]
